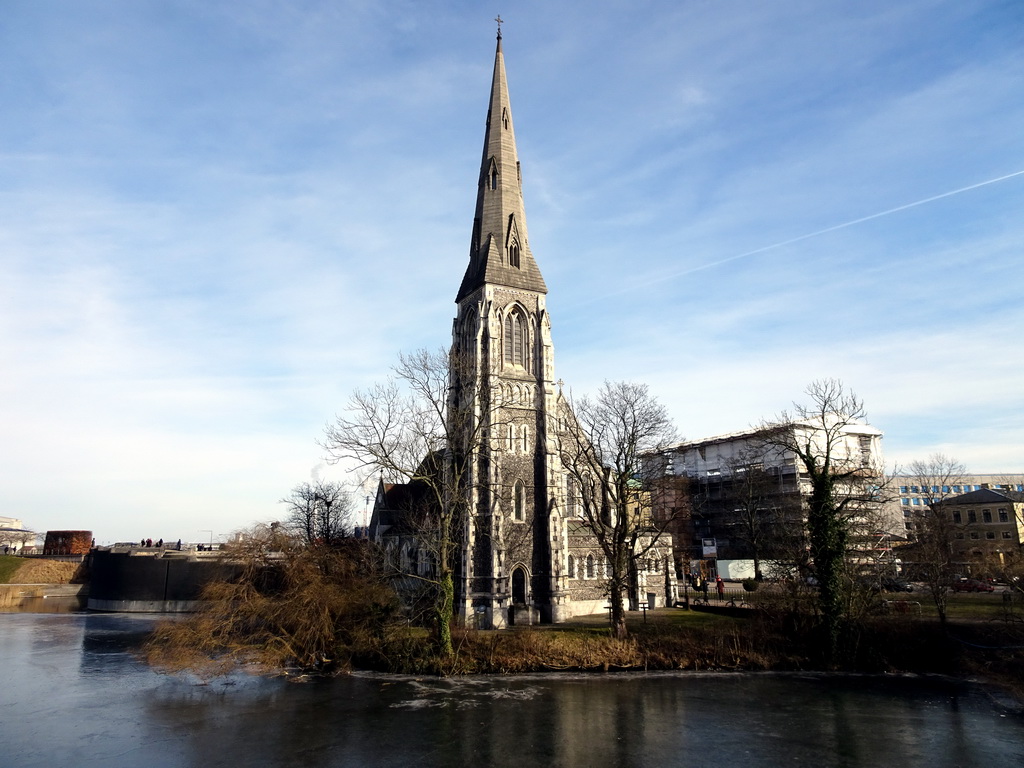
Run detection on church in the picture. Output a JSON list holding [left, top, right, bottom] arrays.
[[368, 30, 675, 628]]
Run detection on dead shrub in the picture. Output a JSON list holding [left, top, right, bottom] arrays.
[[145, 528, 402, 676]]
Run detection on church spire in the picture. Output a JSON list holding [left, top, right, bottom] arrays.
[[456, 30, 547, 303]]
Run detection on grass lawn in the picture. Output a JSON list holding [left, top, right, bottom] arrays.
[[0, 556, 24, 584], [921, 591, 1021, 621], [564, 592, 1024, 628], [544, 607, 742, 636]]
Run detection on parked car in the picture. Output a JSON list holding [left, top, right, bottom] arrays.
[[880, 577, 914, 593], [855, 576, 913, 593], [951, 578, 995, 593]]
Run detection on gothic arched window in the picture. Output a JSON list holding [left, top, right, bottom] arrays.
[[567, 555, 576, 579], [586, 554, 595, 579], [582, 472, 596, 513], [513, 480, 526, 522], [504, 309, 526, 368], [566, 476, 578, 517], [521, 424, 529, 453], [509, 239, 520, 268], [459, 306, 477, 355]]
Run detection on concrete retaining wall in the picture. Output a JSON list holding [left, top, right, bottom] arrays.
[[88, 549, 242, 613]]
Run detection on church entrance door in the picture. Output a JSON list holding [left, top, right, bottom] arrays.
[[512, 567, 527, 605]]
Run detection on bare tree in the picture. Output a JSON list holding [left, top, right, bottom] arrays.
[[761, 379, 890, 662], [280, 480, 354, 548], [559, 381, 677, 640], [1, 528, 37, 554], [902, 454, 968, 627], [321, 349, 484, 657]]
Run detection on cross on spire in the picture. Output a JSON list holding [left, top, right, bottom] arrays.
[[495, 14, 503, 38]]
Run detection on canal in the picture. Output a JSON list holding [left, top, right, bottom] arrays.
[[1, 613, 1022, 767]]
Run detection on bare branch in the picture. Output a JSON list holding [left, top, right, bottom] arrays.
[[558, 380, 677, 638]]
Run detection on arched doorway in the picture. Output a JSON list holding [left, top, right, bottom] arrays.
[[511, 567, 527, 605]]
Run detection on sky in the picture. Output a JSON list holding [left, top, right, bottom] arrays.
[[2, 1, 1022, 544]]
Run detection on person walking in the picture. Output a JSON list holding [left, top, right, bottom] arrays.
[[716, 576, 725, 600]]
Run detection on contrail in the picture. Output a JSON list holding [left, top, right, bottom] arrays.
[[581, 169, 1024, 302]]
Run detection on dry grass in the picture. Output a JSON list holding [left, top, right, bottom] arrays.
[[3, 558, 83, 584], [143, 596, 1024, 702], [345, 610, 806, 676]]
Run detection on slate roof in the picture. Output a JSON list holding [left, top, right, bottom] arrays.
[[939, 488, 1024, 505]]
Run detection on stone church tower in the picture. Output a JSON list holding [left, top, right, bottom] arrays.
[[451, 31, 569, 628]]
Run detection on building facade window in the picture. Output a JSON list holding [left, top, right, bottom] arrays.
[[566, 476, 581, 517], [1003, 531, 1013, 540], [968, 510, 977, 523], [567, 555, 575, 579], [513, 480, 526, 522], [586, 554, 595, 579], [503, 308, 526, 367], [983, 510, 992, 523], [999, 509, 1009, 522], [952, 511, 962, 523]]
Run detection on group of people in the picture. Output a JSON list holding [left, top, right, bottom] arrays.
[[139, 538, 184, 550], [690, 573, 727, 599], [3, 545, 18, 556]]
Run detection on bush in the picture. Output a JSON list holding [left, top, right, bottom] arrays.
[[742, 578, 759, 592], [144, 526, 403, 676]]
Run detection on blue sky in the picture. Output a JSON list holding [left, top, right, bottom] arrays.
[[2, 1, 1022, 544]]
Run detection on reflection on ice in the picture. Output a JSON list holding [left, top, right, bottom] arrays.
[[0, 614, 1021, 768]]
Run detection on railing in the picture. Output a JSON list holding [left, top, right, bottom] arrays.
[[882, 599, 922, 615]]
